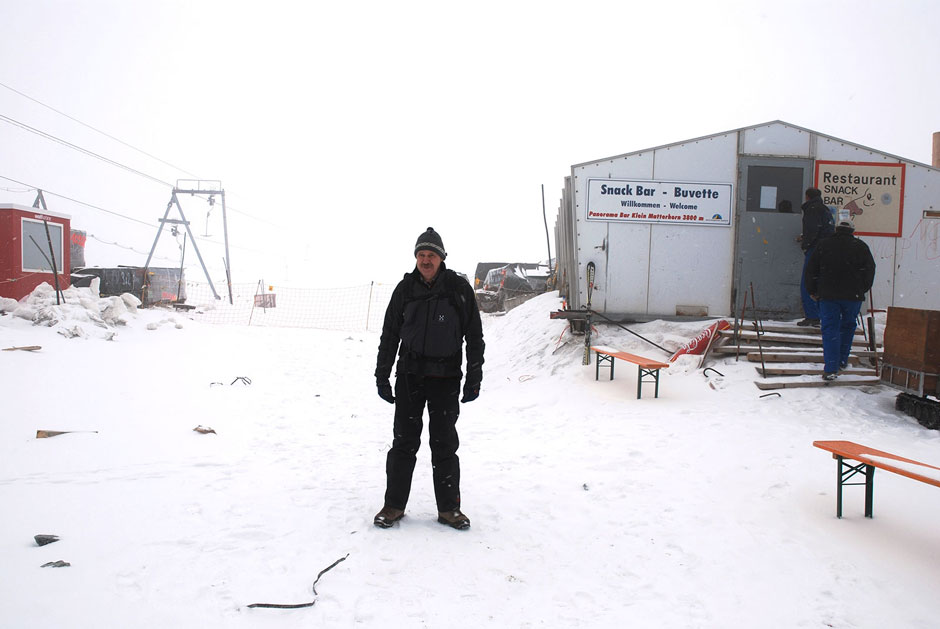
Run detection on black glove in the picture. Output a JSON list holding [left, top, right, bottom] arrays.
[[461, 371, 481, 403], [377, 379, 395, 404]]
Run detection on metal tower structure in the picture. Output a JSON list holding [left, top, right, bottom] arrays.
[[143, 180, 233, 304]]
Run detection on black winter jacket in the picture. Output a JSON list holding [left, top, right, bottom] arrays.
[[801, 197, 833, 252], [805, 230, 876, 301], [375, 264, 484, 383]]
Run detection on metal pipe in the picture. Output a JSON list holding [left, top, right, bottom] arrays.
[[220, 190, 233, 304], [541, 184, 552, 267], [587, 308, 671, 355], [176, 232, 187, 301], [933, 131, 940, 168], [41, 221, 62, 305]]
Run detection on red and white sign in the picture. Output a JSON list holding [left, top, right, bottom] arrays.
[[669, 320, 731, 362], [814, 161, 905, 237]]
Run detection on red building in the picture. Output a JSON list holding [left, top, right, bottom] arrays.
[[0, 203, 71, 301]]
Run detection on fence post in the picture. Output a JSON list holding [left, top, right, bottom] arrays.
[[366, 281, 374, 331]]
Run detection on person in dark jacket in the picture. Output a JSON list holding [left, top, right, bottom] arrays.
[[373, 227, 484, 530], [805, 219, 876, 380], [797, 187, 835, 326]]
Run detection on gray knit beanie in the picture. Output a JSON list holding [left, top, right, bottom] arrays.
[[414, 227, 446, 260]]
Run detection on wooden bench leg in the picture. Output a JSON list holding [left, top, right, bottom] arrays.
[[834, 455, 875, 518], [836, 456, 843, 518], [636, 367, 661, 399], [595, 354, 614, 381]]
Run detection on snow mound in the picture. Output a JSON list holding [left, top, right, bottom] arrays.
[[484, 292, 730, 379], [5, 281, 155, 340]]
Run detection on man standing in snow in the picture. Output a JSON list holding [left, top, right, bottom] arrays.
[[373, 227, 484, 530], [796, 187, 835, 326], [805, 219, 876, 381]]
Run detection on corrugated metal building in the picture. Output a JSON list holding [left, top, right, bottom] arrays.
[[554, 121, 940, 320]]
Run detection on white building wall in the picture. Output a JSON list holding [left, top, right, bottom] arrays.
[[573, 152, 655, 312], [889, 163, 940, 309], [813, 135, 940, 311], [742, 123, 811, 157], [573, 135, 738, 316], [647, 134, 738, 316]]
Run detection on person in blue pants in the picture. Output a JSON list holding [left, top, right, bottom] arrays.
[[805, 219, 876, 380], [797, 188, 835, 326]]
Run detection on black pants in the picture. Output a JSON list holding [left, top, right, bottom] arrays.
[[385, 375, 461, 512]]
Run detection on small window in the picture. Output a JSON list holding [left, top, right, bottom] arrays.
[[22, 218, 64, 273], [745, 165, 804, 213]]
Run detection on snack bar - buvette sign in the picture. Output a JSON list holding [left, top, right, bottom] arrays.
[[814, 161, 905, 237], [586, 178, 733, 226]]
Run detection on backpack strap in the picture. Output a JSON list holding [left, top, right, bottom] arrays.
[[402, 269, 470, 331], [442, 270, 471, 331]]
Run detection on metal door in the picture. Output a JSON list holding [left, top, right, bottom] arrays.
[[734, 157, 814, 319]]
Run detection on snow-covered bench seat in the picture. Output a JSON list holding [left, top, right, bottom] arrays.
[[590, 346, 670, 399], [813, 440, 940, 518]]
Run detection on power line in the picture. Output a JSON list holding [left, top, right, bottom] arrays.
[[86, 234, 178, 264], [0, 174, 270, 256], [1, 82, 288, 229], [0, 80, 201, 179], [225, 202, 287, 228], [0, 174, 154, 226], [0, 185, 33, 193], [85, 233, 178, 263], [0, 113, 174, 188], [1, 111, 282, 228]]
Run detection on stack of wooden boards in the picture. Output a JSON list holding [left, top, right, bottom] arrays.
[[879, 307, 940, 429], [711, 322, 882, 391]]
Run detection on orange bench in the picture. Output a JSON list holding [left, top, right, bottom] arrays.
[[813, 440, 940, 518], [591, 346, 670, 399]]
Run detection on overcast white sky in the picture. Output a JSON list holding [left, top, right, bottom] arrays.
[[1, 0, 938, 288]]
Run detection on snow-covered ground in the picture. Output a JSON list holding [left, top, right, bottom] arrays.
[[2, 284, 939, 628]]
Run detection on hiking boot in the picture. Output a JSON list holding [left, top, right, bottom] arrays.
[[437, 509, 470, 530], [797, 318, 820, 327], [822, 373, 838, 381], [838, 363, 848, 373], [374, 506, 404, 528]]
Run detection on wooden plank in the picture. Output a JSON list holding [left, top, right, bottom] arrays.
[[36, 430, 99, 438], [883, 307, 940, 373], [747, 352, 880, 363], [754, 377, 881, 390], [723, 330, 875, 347], [698, 327, 727, 368], [755, 366, 877, 376], [748, 352, 824, 363], [711, 345, 814, 354], [715, 345, 881, 355], [813, 440, 940, 489], [720, 329, 820, 345], [739, 322, 864, 337]]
